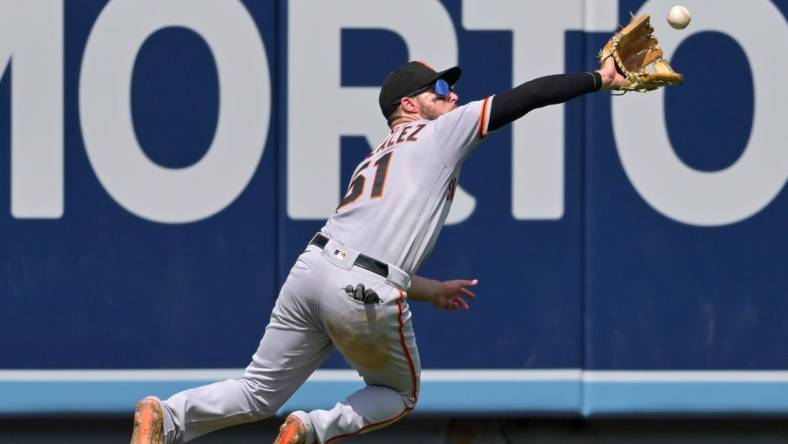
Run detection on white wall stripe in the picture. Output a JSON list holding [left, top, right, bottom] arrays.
[[0, 369, 244, 381], [583, 371, 788, 382], [0, 369, 579, 382], [2, 369, 788, 382], [423, 370, 582, 380]]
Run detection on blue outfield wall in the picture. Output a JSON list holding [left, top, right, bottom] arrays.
[[0, 0, 787, 415]]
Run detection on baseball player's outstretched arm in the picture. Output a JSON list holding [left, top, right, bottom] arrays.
[[488, 57, 623, 132], [409, 275, 478, 311]]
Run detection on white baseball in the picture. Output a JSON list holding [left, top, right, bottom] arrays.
[[667, 5, 691, 29]]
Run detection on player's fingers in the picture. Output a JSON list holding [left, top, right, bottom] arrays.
[[453, 279, 477, 288], [460, 288, 477, 299], [454, 298, 469, 310]]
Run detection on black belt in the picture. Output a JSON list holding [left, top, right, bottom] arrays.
[[310, 234, 389, 278]]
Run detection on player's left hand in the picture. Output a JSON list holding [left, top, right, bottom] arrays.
[[597, 56, 626, 90], [432, 279, 478, 311]]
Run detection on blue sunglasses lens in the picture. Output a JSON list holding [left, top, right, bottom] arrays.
[[434, 79, 451, 96], [399, 79, 454, 105]]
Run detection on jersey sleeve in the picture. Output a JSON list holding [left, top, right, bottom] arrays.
[[433, 97, 493, 168]]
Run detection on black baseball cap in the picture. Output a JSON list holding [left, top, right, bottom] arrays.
[[378, 61, 462, 120]]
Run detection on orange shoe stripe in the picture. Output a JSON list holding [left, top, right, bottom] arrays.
[[279, 424, 296, 443]]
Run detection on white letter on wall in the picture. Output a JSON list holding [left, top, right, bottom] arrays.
[[0, 0, 63, 218], [613, 0, 788, 226], [80, 0, 269, 223], [288, 0, 474, 224], [463, 0, 585, 220]]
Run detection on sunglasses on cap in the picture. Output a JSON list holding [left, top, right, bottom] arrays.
[[394, 78, 454, 106]]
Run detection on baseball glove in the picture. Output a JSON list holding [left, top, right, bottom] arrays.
[[598, 14, 683, 92]]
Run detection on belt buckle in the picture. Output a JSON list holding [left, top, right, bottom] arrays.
[[333, 249, 347, 260]]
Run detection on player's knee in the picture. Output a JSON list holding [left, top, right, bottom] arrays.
[[238, 378, 279, 418], [252, 404, 277, 419], [250, 399, 277, 419]]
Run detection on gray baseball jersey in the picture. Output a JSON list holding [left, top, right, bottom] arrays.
[[324, 97, 493, 275], [155, 98, 492, 444]]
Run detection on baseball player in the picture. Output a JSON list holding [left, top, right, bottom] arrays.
[[130, 57, 624, 444]]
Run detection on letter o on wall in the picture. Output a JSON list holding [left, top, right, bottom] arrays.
[[612, 0, 787, 226], [80, 0, 270, 223]]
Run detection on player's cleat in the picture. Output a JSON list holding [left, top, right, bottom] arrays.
[[130, 397, 164, 444], [273, 414, 307, 444]]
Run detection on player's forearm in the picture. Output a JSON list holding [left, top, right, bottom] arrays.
[[408, 275, 441, 302], [488, 72, 602, 132]]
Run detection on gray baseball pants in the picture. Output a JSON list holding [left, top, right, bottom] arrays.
[[158, 238, 420, 443]]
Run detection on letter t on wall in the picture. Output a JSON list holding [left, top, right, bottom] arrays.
[[463, 0, 616, 220]]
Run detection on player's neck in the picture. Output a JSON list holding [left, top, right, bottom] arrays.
[[389, 113, 422, 130]]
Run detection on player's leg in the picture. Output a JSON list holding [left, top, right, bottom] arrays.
[[141, 250, 334, 443], [298, 270, 421, 443], [159, 324, 333, 443]]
